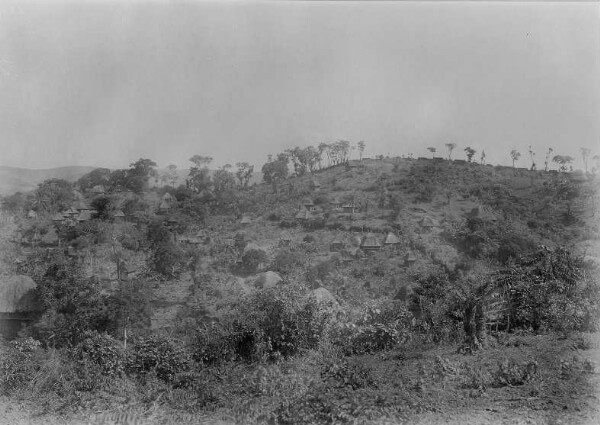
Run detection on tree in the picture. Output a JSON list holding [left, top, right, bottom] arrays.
[[187, 155, 213, 193], [357, 141, 366, 161], [90, 196, 113, 220], [448, 263, 498, 351], [129, 158, 158, 179], [528, 145, 536, 170], [212, 165, 236, 201], [552, 155, 574, 173], [319, 143, 331, 167], [480, 150, 486, 165], [146, 221, 184, 278], [510, 150, 521, 168], [445, 143, 456, 160], [464, 147, 476, 163], [31, 260, 114, 346], [77, 168, 111, 192], [580, 148, 591, 174], [262, 153, 289, 192], [427, 147, 436, 158], [544, 148, 553, 172], [34, 179, 75, 213], [593, 155, 600, 175], [235, 162, 254, 190], [317, 143, 329, 168], [161, 164, 179, 188]]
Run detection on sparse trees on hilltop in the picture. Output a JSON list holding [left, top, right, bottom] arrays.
[[357, 141, 366, 161], [528, 145, 536, 171], [544, 148, 553, 171], [510, 150, 521, 168], [480, 150, 486, 165], [464, 147, 476, 163], [445, 143, 456, 160], [552, 155, 574, 173], [580, 148, 591, 174]]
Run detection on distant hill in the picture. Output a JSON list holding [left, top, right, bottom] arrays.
[[0, 166, 97, 196], [0, 165, 265, 196]]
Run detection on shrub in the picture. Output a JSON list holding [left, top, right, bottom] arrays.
[[492, 358, 538, 387], [0, 338, 41, 392], [127, 335, 191, 382], [320, 357, 376, 390], [271, 248, 305, 276], [72, 331, 125, 377], [192, 323, 238, 365], [231, 284, 332, 360], [328, 302, 413, 355]]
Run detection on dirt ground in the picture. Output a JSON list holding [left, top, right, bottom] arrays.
[[1, 332, 599, 425]]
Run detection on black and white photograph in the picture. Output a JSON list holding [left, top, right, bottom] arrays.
[[0, 1, 599, 424]]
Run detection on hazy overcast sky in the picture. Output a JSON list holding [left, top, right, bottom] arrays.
[[0, 1, 598, 170]]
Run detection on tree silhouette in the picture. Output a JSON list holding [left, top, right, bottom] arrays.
[[445, 143, 457, 160], [510, 150, 521, 168]]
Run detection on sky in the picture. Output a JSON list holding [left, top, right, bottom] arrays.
[[0, 1, 599, 171]]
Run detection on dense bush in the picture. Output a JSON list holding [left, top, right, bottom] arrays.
[[72, 331, 125, 377], [328, 302, 413, 355], [127, 335, 191, 382], [230, 285, 332, 360], [192, 323, 239, 365], [0, 338, 42, 392], [271, 248, 305, 276], [500, 247, 600, 333]]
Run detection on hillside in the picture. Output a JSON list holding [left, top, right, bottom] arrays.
[[0, 165, 97, 196], [1, 156, 599, 424]]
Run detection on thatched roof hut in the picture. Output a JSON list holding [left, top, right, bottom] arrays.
[[419, 216, 438, 228], [0, 276, 39, 313], [383, 232, 401, 245], [113, 210, 126, 220], [158, 200, 171, 211], [161, 192, 174, 202], [74, 201, 91, 211], [52, 212, 65, 222], [309, 287, 338, 307], [467, 205, 497, 221], [243, 242, 266, 256], [251, 271, 283, 289], [361, 233, 381, 250], [77, 210, 92, 221], [295, 210, 312, 221]]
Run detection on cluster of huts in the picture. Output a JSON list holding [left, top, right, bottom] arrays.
[[294, 197, 359, 222]]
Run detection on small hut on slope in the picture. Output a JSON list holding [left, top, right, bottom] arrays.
[[361, 233, 381, 251], [0, 276, 41, 339]]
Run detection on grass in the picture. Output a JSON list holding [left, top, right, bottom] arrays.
[[2, 332, 598, 424]]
